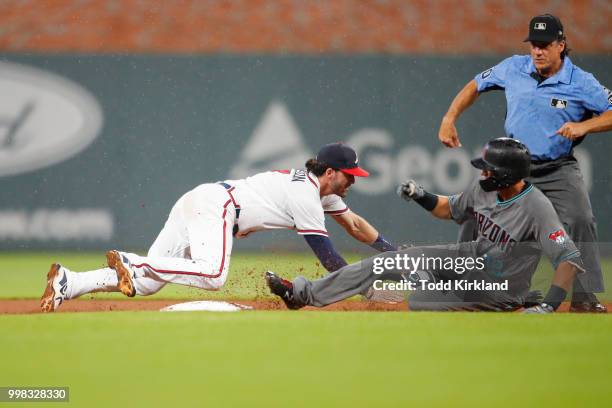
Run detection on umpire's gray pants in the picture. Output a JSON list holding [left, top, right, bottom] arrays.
[[292, 243, 521, 311], [458, 157, 604, 294]]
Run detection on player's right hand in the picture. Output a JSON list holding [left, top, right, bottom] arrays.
[[438, 117, 462, 148], [397, 180, 424, 202], [522, 290, 543, 308]]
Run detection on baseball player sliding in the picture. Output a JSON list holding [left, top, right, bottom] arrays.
[[41, 143, 397, 312], [266, 138, 585, 313], [439, 14, 612, 312]]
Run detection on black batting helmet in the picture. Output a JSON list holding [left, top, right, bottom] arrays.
[[471, 138, 531, 191]]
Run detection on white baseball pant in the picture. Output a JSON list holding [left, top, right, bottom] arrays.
[[125, 183, 238, 296]]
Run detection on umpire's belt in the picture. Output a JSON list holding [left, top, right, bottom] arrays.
[[530, 155, 576, 178], [218, 182, 241, 236]]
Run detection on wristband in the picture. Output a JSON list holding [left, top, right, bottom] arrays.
[[542, 284, 567, 310], [370, 234, 397, 252], [415, 191, 439, 211]]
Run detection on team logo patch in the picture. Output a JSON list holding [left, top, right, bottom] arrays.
[[534, 22, 546, 30], [548, 229, 566, 244], [551, 98, 567, 109], [604, 86, 612, 105], [481, 68, 492, 79]]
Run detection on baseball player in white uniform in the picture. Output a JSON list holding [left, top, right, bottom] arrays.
[[41, 143, 397, 312]]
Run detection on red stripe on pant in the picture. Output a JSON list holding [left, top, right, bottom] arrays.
[[133, 198, 233, 279], [226, 187, 241, 209]]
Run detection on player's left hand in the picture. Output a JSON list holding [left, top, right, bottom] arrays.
[[556, 122, 588, 140], [522, 303, 555, 314], [396, 180, 424, 202]]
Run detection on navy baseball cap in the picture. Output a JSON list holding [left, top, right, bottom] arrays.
[[524, 14, 564, 43], [316, 142, 369, 177]]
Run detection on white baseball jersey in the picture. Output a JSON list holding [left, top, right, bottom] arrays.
[[113, 169, 350, 296], [225, 169, 349, 238]]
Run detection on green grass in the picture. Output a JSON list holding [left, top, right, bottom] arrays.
[[0, 251, 610, 301], [1, 312, 610, 407], [0, 251, 353, 300], [0, 252, 611, 407]]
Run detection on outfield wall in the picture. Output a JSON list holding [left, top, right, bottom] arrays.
[[1, 0, 609, 54], [1, 54, 611, 250]]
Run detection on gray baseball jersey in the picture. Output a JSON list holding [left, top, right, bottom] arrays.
[[289, 181, 586, 311], [449, 181, 585, 283]]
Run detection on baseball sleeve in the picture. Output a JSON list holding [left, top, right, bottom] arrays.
[[321, 194, 350, 216], [474, 56, 516, 93], [532, 200, 585, 272], [448, 179, 478, 224], [287, 190, 328, 237], [580, 74, 612, 114]]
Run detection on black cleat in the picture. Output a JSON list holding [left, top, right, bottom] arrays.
[[265, 271, 301, 310], [569, 301, 608, 313]]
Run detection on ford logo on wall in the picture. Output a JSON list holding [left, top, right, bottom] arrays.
[[0, 61, 103, 177]]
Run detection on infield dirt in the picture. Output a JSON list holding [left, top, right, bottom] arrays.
[[1, 299, 609, 314], [0, 299, 407, 314]]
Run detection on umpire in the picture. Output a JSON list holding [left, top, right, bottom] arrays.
[[438, 14, 612, 312]]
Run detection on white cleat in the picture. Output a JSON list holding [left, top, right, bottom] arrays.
[[40, 263, 70, 313], [106, 250, 136, 297]]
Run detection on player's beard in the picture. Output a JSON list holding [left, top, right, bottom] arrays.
[[331, 179, 350, 197]]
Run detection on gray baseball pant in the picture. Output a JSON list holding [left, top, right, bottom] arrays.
[[292, 243, 522, 311]]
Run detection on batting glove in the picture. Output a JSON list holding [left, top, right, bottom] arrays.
[[522, 303, 555, 314], [522, 290, 543, 308], [396, 180, 424, 202]]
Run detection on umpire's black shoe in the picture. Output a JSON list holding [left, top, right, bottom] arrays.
[[569, 301, 608, 313], [265, 271, 301, 310]]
